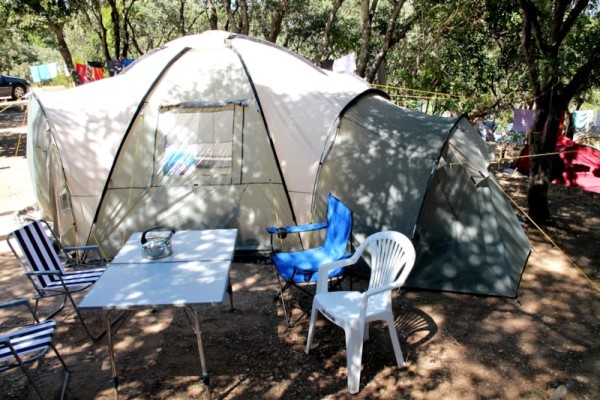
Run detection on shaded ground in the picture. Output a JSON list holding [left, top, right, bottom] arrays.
[[0, 106, 598, 399]]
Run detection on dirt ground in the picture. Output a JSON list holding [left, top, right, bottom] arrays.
[[0, 103, 598, 400]]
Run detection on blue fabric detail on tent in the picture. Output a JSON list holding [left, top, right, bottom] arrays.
[[163, 149, 196, 176]]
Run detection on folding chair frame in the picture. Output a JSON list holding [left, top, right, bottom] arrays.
[[0, 298, 70, 400], [7, 220, 127, 341], [273, 267, 346, 327]]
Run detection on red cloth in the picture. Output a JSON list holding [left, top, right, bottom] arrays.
[[75, 63, 105, 83], [513, 135, 600, 193], [554, 135, 600, 193]]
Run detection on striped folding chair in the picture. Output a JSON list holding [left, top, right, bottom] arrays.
[[6, 220, 108, 340], [0, 298, 69, 400]]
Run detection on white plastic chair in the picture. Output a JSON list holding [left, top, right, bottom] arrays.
[[305, 231, 416, 394]]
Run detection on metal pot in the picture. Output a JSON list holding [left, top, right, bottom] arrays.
[[141, 228, 175, 260]]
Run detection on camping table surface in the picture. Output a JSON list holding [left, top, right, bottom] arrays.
[[78, 229, 238, 400]]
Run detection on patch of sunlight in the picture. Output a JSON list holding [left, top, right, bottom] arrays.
[[502, 317, 533, 335], [542, 256, 570, 273], [142, 321, 170, 333]]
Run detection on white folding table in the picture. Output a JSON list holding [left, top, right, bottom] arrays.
[[78, 229, 237, 399]]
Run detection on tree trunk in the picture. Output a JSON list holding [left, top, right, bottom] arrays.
[[239, 0, 249, 35], [207, 0, 219, 30], [48, 22, 82, 86], [107, 0, 121, 61], [356, 0, 377, 77], [88, 0, 112, 61], [526, 95, 566, 224], [526, 111, 550, 223], [313, 0, 345, 64], [365, 0, 410, 83], [222, 0, 237, 32], [268, 0, 288, 43], [178, 0, 186, 35]]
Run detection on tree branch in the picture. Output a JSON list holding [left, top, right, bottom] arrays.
[[517, 0, 543, 103], [518, 0, 552, 57], [556, 0, 589, 46]]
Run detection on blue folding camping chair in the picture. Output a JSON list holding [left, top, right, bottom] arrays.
[[266, 193, 353, 327]]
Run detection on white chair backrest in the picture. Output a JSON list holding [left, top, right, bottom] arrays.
[[366, 231, 416, 292]]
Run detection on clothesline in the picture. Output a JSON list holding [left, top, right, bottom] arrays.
[[29, 59, 136, 85], [512, 109, 600, 133]]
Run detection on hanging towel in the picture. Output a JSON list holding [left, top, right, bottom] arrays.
[[512, 109, 536, 132], [573, 110, 594, 131], [29, 65, 42, 83]]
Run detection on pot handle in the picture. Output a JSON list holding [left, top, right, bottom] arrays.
[[141, 227, 176, 245]]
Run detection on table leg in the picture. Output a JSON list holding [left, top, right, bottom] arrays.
[[227, 277, 234, 312], [185, 306, 211, 400], [105, 310, 119, 399]]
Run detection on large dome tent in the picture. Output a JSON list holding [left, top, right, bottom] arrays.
[[27, 30, 530, 297]]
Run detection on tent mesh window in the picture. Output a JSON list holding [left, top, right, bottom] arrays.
[[156, 102, 240, 182]]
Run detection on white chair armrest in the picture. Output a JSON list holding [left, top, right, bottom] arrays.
[[359, 282, 401, 313], [363, 282, 398, 299], [316, 237, 375, 294], [316, 251, 364, 294]]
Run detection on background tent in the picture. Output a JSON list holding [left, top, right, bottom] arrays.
[[314, 96, 530, 296], [27, 31, 530, 297]]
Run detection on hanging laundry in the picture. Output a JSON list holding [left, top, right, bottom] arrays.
[[76, 63, 105, 83], [47, 63, 58, 79], [29, 63, 59, 83], [87, 61, 104, 68], [107, 60, 124, 76], [332, 53, 356, 74], [29, 66, 42, 83], [512, 109, 536, 132], [573, 110, 595, 132], [91, 67, 105, 81]]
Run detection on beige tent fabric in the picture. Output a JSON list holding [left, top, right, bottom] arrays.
[[28, 31, 369, 255]]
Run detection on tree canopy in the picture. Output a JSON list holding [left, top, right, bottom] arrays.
[[1, 0, 599, 222]]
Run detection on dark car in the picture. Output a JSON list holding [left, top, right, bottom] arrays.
[[0, 74, 30, 100]]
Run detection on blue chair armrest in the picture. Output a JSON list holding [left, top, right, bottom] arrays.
[[266, 222, 328, 238]]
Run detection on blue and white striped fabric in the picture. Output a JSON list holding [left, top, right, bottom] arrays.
[[0, 319, 56, 362], [11, 221, 105, 291]]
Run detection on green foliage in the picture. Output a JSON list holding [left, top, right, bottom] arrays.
[[0, 0, 596, 122]]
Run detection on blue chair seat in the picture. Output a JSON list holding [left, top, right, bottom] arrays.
[[273, 248, 351, 283]]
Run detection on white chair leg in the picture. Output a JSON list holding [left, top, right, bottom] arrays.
[[385, 314, 405, 367], [345, 321, 364, 394], [305, 302, 319, 354]]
